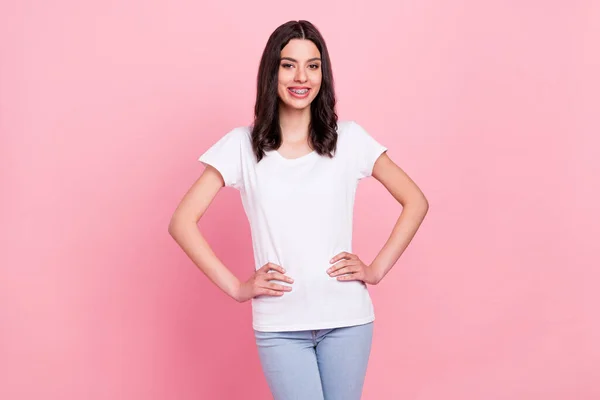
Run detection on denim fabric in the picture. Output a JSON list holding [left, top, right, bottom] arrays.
[[254, 322, 374, 400]]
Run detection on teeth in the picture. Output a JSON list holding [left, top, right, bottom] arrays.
[[290, 89, 308, 94]]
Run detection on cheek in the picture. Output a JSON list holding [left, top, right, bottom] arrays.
[[312, 72, 322, 86], [278, 70, 287, 85], [278, 68, 295, 82], [312, 77, 322, 92]]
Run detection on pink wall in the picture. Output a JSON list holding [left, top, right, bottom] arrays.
[[2, 1, 599, 399]]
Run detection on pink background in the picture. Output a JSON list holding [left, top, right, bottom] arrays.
[[2, 1, 599, 399]]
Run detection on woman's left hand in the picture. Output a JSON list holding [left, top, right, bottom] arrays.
[[327, 252, 382, 285]]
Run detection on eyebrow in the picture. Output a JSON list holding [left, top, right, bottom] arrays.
[[280, 57, 322, 63]]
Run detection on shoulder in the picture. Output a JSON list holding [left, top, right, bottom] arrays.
[[337, 120, 370, 138], [201, 125, 253, 161], [336, 120, 356, 136], [335, 120, 357, 142], [336, 120, 368, 148], [225, 125, 252, 142], [216, 125, 253, 151]]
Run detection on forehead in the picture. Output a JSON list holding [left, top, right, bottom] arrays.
[[280, 39, 320, 59]]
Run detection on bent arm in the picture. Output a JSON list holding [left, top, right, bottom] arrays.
[[168, 165, 243, 302], [369, 152, 429, 283]]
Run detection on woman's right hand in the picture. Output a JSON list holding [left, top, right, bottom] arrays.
[[234, 262, 294, 303]]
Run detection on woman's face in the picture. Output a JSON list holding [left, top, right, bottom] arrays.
[[277, 39, 322, 111]]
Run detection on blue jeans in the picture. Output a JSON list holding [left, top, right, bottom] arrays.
[[254, 322, 374, 400]]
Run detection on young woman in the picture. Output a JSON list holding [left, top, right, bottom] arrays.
[[169, 20, 429, 400]]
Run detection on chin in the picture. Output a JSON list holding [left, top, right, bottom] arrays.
[[280, 99, 312, 111], [290, 104, 312, 111]]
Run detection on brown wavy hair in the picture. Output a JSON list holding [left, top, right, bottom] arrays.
[[251, 20, 338, 162]]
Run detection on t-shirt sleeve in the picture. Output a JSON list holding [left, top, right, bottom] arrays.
[[198, 128, 245, 190], [349, 121, 388, 180]]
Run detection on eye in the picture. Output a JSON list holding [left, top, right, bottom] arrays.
[[281, 63, 294, 68], [309, 64, 320, 69]]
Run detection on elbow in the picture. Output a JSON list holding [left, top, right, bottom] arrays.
[[168, 214, 187, 237], [168, 212, 200, 237], [168, 217, 179, 238], [422, 198, 429, 217], [421, 195, 429, 212], [419, 193, 429, 214], [411, 199, 429, 217], [403, 193, 429, 215]]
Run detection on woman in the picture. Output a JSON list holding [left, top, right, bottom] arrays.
[[168, 20, 429, 400]]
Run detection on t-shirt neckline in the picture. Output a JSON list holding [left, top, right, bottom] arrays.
[[269, 149, 318, 163]]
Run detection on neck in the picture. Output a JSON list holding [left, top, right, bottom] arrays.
[[278, 103, 311, 145]]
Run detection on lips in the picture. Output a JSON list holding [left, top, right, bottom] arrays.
[[288, 87, 310, 98]]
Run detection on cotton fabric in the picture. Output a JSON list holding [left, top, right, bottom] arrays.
[[198, 121, 387, 332]]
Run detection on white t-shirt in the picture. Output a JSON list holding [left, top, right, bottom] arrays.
[[198, 120, 387, 332]]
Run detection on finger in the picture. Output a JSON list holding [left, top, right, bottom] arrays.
[[259, 263, 271, 272], [336, 271, 362, 281], [327, 260, 356, 274], [264, 272, 294, 284], [262, 262, 286, 274], [329, 252, 349, 264], [329, 252, 355, 264], [330, 266, 359, 277], [257, 288, 285, 297], [264, 282, 293, 292], [326, 260, 346, 274]]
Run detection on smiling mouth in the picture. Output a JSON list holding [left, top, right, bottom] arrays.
[[288, 88, 310, 98], [289, 88, 309, 94]]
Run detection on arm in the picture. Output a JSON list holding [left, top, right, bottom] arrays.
[[369, 152, 429, 283], [169, 165, 293, 302], [168, 165, 243, 301]]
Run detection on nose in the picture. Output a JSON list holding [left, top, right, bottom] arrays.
[[294, 67, 307, 83]]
